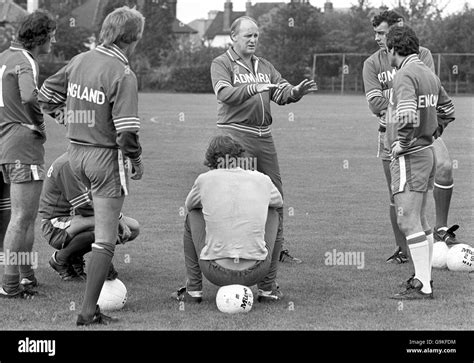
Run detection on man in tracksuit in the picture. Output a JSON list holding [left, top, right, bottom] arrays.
[[363, 10, 458, 265], [210, 16, 317, 280], [385, 26, 455, 299]]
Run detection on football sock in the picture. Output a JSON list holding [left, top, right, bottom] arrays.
[[19, 265, 35, 282], [55, 231, 94, 265], [80, 242, 115, 320], [433, 182, 453, 230], [0, 200, 11, 251], [425, 230, 434, 270], [390, 203, 407, 253], [407, 233, 432, 294]]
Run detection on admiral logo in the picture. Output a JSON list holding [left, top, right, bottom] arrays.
[[233, 72, 271, 84], [378, 68, 397, 84]]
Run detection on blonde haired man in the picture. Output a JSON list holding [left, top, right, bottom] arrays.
[[39, 6, 145, 326]]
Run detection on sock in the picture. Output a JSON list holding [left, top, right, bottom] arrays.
[[436, 226, 448, 234], [80, 242, 115, 320], [407, 233, 432, 294], [0, 203, 11, 251], [2, 273, 20, 294], [433, 182, 453, 230], [56, 231, 94, 265], [19, 265, 35, 281], [390, 203, 407, 253], [425, 230, 434, 270]]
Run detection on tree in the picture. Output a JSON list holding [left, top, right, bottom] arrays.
[[258, 2, 323, 83], [137, 0, 175, 68]]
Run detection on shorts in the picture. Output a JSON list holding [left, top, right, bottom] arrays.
[[378, 131, 391, 161], [41, 216, 73, 249], [390, 147, 436, 196], [68, 144, 129, 198], [1, 163, 46, 183]]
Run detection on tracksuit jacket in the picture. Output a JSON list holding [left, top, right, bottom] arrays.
[[211, 47, 300, 137]]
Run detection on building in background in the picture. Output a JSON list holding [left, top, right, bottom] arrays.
[[202, 0, 285, 48]]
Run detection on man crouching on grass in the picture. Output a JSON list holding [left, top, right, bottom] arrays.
[[172, 135, 284, 303], [39, 152, 140, 282]]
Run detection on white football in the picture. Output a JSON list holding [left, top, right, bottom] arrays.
[[446, 244, 474, 272], [98, 278, 127, 311], [216, 284, 253, 314], [432, 242, 449, 269]]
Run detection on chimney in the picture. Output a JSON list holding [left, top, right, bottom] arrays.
[[324, 1, 333, 13], [27, 0, 38, 13], [223, 0, 232, 32], [168, 0, 177, 18], [246, 1, 252, 17]]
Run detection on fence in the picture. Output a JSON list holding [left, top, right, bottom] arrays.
[[311, 52, 474, 94]]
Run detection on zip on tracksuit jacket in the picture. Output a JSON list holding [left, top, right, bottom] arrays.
[[211, 47, 301, 137]]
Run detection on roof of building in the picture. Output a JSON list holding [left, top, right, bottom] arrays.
[[204, 10, 245, 39], [0, 0, 28, 24], [172, 18, 198, 34], [204, 2, 285, 40]]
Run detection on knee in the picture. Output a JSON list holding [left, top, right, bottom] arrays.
[[396, 214, 417, 236], [435, 158, 453, 182], [9, 210, 36, 227]]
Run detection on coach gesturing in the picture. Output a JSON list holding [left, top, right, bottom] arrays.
[[210, 16, 316, 273], [39, 6, 145, 325]]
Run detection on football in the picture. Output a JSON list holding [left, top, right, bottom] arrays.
[[432, 242, 449, 269], [216, 284, 253, 314], [97, 278, 128, 311], [446, 244, 474, 272]]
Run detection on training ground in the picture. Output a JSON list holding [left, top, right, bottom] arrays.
[[0, 93, 472, 332]]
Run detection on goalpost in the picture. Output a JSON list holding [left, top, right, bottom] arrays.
[[311, 53, 474, 94]]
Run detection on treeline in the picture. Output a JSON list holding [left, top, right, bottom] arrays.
[[3, 0, 473, 92]]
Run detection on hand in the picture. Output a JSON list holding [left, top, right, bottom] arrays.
[[256, 83, 278, 93], [130, 161, 144, 180], [118, 217, 132, 244], [391, 141, 403, 158], [292, 79, 318, 98]]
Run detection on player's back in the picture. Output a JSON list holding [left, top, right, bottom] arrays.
[[197, 167, 278, 260], [0, 43, 40, 130], [398, 57, 440, 141], [39, 152, 92, 219], [64, 46, 137, 148]]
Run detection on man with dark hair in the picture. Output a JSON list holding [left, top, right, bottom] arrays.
[[39, 6, 145, 326], [39, 152, 140, 282], [172, 135, 284, 303], [210, 16, 317, 268], [362, 10, 458, 265], [0, 10, 56, 299], [385, 25, 455, 299]]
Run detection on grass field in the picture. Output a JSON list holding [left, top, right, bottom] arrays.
[[1, 93, 472, 331]]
